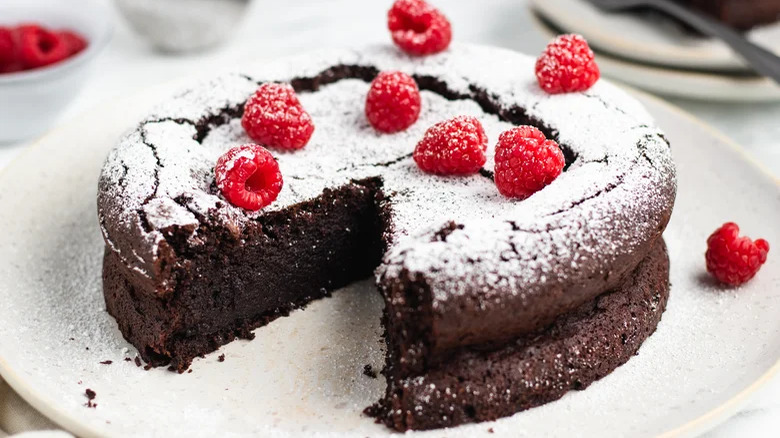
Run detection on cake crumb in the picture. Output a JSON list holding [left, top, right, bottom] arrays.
[[99, 360, 113, 365], [488, 427, 494, 433], [363, 364, 377, 378], [134, 357, 142, 367], [218, 354, 225, 362], [187, 369, 193, 373], [85, 389, 97, 408], [124, 357, 132, 362]]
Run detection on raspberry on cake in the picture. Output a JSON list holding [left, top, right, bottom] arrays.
[[241, 83, 315, 150], [98, 45, 676, 431], [365, 71, 421, 133], [535, 34, 600, 94], [706, 222, 770, 286], [413, 115, 487, 175], [215, 144, 283, 211], [494, 125, 565, 199], [387, 0, 452, 56]]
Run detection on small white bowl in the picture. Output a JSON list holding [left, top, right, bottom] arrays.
[[0, 0, 113, 143], [115, 0, 251, 53]]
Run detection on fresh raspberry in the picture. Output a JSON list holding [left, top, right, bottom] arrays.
[[17, 25, 70, 69], [535, 34, 600, 94], [494, 126, 564, 199], [387, 0, 452, 56], [215, 144, 284, 211], [241, 83, 315, 150], [58, 30, 88, 56], [0, 28, 16, 72], [413, 116, 487, 175], [365, 71, 421, 133], [705, 222, 770, 286]]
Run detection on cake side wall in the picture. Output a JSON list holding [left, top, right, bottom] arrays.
[[376, 240, 671, 431]]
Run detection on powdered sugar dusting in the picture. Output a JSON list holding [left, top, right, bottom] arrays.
[[98, 44, 675, 311], [222, 149, 254, 173]]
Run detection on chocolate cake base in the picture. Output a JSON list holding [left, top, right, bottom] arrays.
[[370, 239, 670, 431], [103, 178, 385, 371]]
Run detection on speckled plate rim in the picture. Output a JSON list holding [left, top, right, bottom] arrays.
[[528, 8, 780, 102], [0, 76, 778, 438]]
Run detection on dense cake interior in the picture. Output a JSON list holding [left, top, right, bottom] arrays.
[[105, 175, 385, 367]]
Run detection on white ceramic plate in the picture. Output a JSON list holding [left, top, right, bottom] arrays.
[[0, 80, 778, 438], [528, 0, 780, 72], [529, 11, 780, 102]]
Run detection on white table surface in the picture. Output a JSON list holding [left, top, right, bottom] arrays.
[[0, 0, 777, 436]]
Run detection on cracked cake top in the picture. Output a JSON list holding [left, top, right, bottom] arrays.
[[98, 44, 676, 345]]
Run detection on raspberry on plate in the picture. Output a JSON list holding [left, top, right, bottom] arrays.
[[241, 83, 315, 150], [494, 126, 565, 199], [17, 25, 70, 69], [413, 115, 487, 175], [705, 222, 770, 286], [535, 34, 600, 94], [215, 144, 284, 211], [365, 71, 421, 133], [387, 0, 452, 56]]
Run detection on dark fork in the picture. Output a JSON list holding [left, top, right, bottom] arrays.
[[585, 0, 780, 84]]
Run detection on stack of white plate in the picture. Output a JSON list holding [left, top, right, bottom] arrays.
[[528, 0, 780, 102]]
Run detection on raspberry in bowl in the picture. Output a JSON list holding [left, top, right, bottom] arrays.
[[0, 0, 112, 143]]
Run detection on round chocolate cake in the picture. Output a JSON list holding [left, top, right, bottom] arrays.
[[97, 44, 676, 431]]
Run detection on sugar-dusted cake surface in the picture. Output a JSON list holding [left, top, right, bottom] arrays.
[[98, 44, 676, 430]]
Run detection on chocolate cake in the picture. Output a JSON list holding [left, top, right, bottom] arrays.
[[97, 45, 676, 430], [677, 0, 780, 30], [375, 239, 670, 431]]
